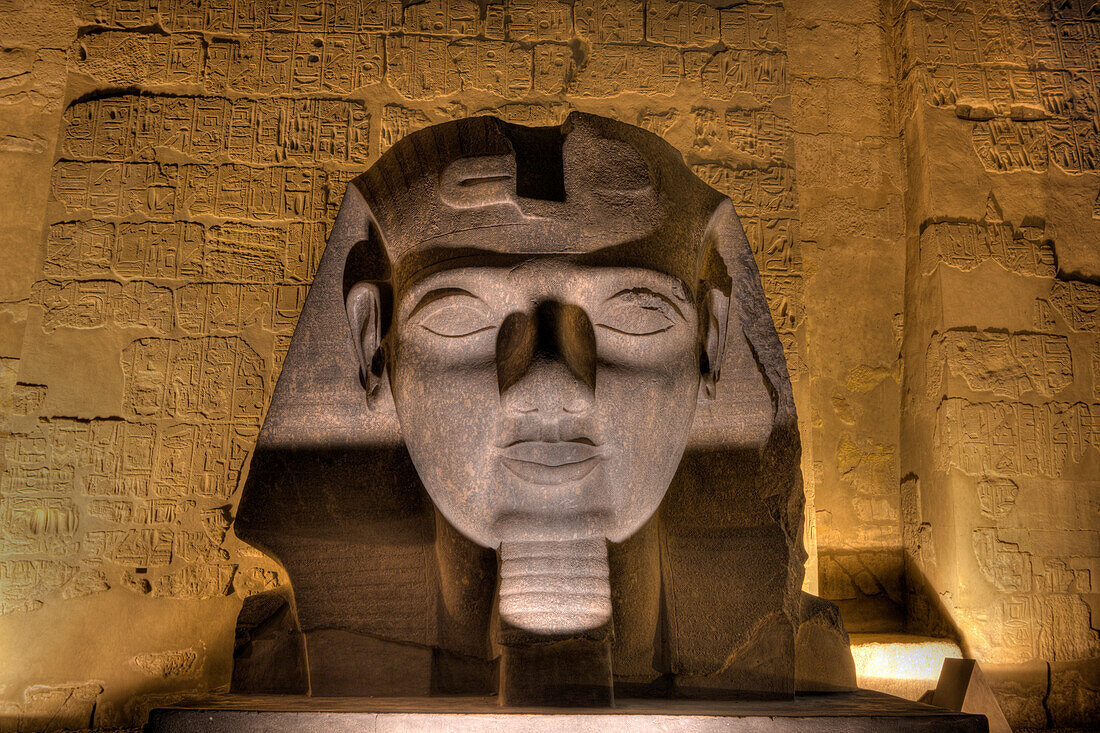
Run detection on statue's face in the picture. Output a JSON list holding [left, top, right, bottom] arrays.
[[385, 258, 705, 547]]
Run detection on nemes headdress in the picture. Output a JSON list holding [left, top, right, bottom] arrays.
[[354, 112, 722, 290]]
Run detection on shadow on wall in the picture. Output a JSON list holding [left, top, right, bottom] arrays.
[[904, 555, 969, 655], [815, 544, 964, 647], [0, 685, 102, 732], [817, 547, 908, 634]]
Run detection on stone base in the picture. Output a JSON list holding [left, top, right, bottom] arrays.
[[146, 689, 988, 732]]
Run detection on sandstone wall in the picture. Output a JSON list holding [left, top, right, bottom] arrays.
[[0, 0, 1094, 730], [892, 0, 1100, 727]]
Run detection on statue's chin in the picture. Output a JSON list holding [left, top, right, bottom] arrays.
[[497, 538, 612, 636], [489, 507, 617, 545]]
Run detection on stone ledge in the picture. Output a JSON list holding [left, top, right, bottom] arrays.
[[146, 689, 988, 732]]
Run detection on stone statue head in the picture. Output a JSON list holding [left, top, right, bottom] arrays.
[[234, 112, 829, 703], [344, 113, 738, 636]]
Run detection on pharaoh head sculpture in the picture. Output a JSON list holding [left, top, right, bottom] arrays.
[[344, 113, 735, 636], [234, 112, 853, 705]]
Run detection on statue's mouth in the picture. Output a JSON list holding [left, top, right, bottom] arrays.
[[499, 440, 604, 485]]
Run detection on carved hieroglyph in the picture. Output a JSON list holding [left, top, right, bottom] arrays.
[[1, 0, 1097, 727], [4, 2, 818, 724], [893, 0, 1100, 727]]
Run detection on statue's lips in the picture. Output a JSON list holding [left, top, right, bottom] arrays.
[[499, 441, 604, 485]]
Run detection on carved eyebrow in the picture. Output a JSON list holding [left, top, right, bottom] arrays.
[[405, 287, 487, 322], [602, 287, 686, 320]]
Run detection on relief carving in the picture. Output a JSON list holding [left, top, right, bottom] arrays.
[[919, 217, 1055, 277], [935, 398, 1100, 478], [7, 0, 844, 722], [926, 329, 1073, 399]]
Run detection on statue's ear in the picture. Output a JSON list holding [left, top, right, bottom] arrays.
[[698, 197, 742, 404], [345, 281, 394, 412], [699, 286, 730, 403]]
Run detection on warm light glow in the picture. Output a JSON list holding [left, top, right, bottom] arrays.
[[850, 635, 963, 682]]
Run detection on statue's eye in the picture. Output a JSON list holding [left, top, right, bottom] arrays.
[[417, 300, 495, 338], [596, 290, 677, 336]]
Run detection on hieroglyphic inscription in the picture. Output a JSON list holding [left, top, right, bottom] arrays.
[[935, 398, 1100, 479], [962, 543, 1098, 662], [78, 0, 394, 34], [574, 0, 645, 44], [719, 3, 785, 51], [744, 217, 800, 275], [75, 31, 205, 86], [51, 161, 343, 222], [30, 0, 804, 654], [0, 682, 104, 730], [570, 45, 683, 97], [977, 476, 1020, 520], [0, 560, 77, 614], [1033, 558, 1091, 595], [45, 220, 326, 283], [1038, 280, 1100, 332], [2, 401, 258, 611], [499, 0, 573, 42], [1093, 339, 1100, 400], [926, 329, 1073, 399], [692, 159, 801, 354], [32, 280, 173, 333], [63, 96, 371, 166], [87, 498, 195, 526], [919, 219, 1055, 276], [693, 105, 791, 162], [0, 498, 79, 555], [10, 383, 47, 417], [121, 337, 265, 421], [4, 419, 258, 500], [45, 221, 201, 280], [646, 0, 720, 47], [479, 102, 573, 127], [395, 0, 479, 35], [693, 163, 797, 215], [895, 1, 1100, 172], [236, 565, 283, 597], [131, 648, 202, 679], [50, 161, 180, 218], [971, 119, 1051, 172], [700, 50, 788, 99], [973, 527, 1032, 593], [379, 105, 431, 153], [153, 563, 237, 599], [638, 109, 680, 136], [385, 36, 534, 99], [206, 33, 385, 95]]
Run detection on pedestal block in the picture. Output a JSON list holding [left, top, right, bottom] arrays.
[[146, 690, 988, 732]]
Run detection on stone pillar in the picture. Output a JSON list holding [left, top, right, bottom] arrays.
[[786, 0, 908, 623], [892, 1, 1100, 728]]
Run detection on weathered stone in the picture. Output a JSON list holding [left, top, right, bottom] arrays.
[[235, 112, 851, 705], [896, 3, 1100, 730], [927, 659, 1011, 733], [0, 0, 1095, 728]]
